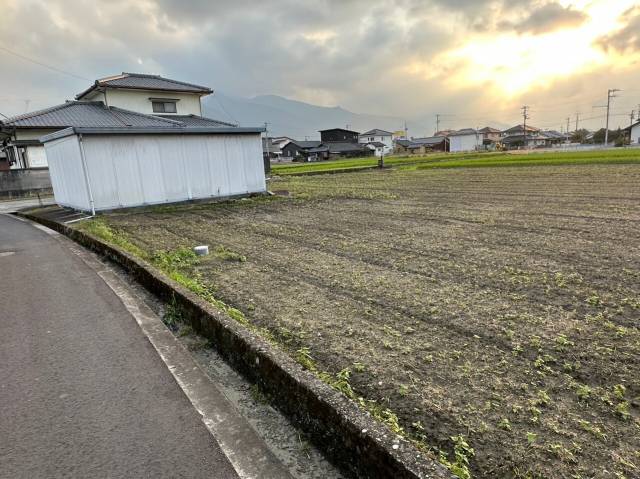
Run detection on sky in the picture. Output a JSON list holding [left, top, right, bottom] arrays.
[[1, 0, 639, 133]]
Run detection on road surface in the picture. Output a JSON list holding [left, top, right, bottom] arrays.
[[0, 213, 238, 478]]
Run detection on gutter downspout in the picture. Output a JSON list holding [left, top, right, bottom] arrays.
[[78, 133, 96, 216]]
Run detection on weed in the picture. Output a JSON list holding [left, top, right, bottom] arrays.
[[526, 432, 538, 445], [575, 384, 592, 401], [296, 347, 316, 371], [586, 294, 602, 307], [615, 402, 631, 420], [399, 384, 409, 397], [499, 418, 512, 431], [613, 384, 626, 400], [353, 361, 366, 372], [578, 420, 607, 441], [439, 435, 475, 479], [250, 384, 269, 404], [214, 245, 246, 262]]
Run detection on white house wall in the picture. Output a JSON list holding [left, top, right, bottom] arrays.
[[44, 136, 90, 210], [631, 124, 640, 145], [71, 133, 265, 211], [449, 134, 480, 152], [84, 89, 202, 116]]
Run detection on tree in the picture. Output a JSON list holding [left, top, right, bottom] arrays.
[[570, 129, 590, 144]]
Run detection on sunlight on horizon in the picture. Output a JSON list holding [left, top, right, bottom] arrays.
[[429, 1, 636, 97]]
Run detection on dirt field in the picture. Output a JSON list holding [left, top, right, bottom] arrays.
[[88, 164, 639, 478]]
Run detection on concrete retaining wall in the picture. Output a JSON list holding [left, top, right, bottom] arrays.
[[0, 169, 52, 199], [18, 210, 453, 479]]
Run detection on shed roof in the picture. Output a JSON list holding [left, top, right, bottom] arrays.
[[395, 139, 414, 147], [327, 142, 368, 153], [411, 136, 448, 145], [1, 101, 183, 129], [40, 126, 265, 143], [76, 72, 213, 99], [360, 129, 393, 136]]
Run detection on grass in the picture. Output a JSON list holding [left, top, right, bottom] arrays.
[[271, 148, 640, 175]]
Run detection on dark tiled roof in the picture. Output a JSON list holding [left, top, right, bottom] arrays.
[[450, 128, 478, 136], [395, 139, 413, 147], [479, 126, 501, 133], [76, 72, 212, 99], [157, 114, 235, 127], [366, 141, 386, 147], [411, 136, 447, 145], [327, 142, 368, 153], [290, 140, 322, 149], [503, 124, 540, 134], [1, 101, 183, 129], [318, 128, 360, 134], [360, 129, 393, 136]]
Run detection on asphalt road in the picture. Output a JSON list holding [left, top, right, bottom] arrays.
[[0, 214, 238, 478]]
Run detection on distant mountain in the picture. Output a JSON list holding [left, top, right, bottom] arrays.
[[202, 93, 429, 140]]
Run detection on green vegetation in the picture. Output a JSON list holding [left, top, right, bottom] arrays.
[[272, 148, 640, 176]]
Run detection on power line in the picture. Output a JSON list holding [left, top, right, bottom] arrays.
[[0, 45, 90, 82], [211, 92, 238, 126]]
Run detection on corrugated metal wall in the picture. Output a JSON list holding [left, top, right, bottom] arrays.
[[45, 133, 265, 211], [45, 136, 91, 210]]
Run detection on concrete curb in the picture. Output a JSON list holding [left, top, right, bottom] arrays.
[[18, 210, 453, 479]]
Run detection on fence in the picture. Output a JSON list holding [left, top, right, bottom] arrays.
[[0, 169, 52, 199]]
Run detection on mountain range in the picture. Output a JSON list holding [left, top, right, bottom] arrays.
[[202, 93, 431, 140]]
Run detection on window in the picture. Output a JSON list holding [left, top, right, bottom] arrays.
[[152, 101, 177, 113]]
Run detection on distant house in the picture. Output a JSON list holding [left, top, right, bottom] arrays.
[[479, 126, 502, 146], [319, 128, 359, 143], [281, 140, 322, 160], [626, 121, 640, 144], [358, 129, 393, 154], [448, 128, 481, 152], [395, 136, 449, 154], [541, 130, 567, 146], [501, 124, 545, 149]]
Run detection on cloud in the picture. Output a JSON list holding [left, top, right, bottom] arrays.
[[597, 5, 640, 53], [505, 2, 588, 34], [0, 0, 635, 133]]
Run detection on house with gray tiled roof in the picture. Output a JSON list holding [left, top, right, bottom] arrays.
[[0, 73, 234, 169], [358, 128, 393, 154]]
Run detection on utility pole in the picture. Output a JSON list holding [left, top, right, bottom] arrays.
[[435, 114, 440, 135], [521, 105, 530, 149], [566, 117, 571, 143], [575, 112, 579, 132], [404, 120, 408, 139], [629, 110, 636, 145], [604, 89, 621, 146]]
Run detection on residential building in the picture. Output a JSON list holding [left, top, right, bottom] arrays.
[[358, 129, 393, 154], [395, 136, 449, 154], [448, 128, 481, 152], [478, 126, 501, 145], [501, 124, 544, 149], [0, 73, 232, 170], [281, 140, 322, 160], [74, 72, 212, 117], [319, 128, 359, 143]]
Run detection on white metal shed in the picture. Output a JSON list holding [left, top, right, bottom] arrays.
[[40, 126, 266, 213]]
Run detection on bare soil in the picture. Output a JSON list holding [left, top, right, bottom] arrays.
[[96, 164, 640, 478]]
